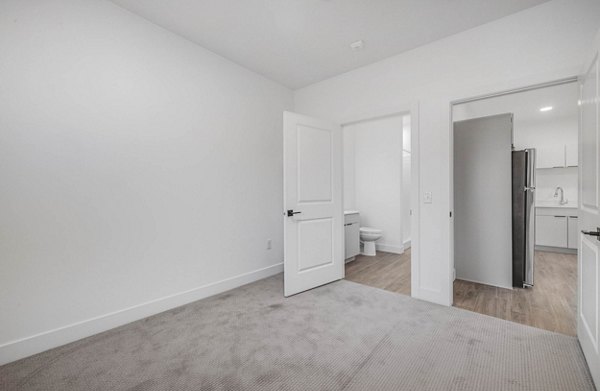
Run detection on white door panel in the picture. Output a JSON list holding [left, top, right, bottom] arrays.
[[582, 59, 598, 210], [284, 111, 343, 296], [578, 35, 600, 387], [581, 236, 598, 351], [297, 219, 334, 271], [297, 125, 333, 203]]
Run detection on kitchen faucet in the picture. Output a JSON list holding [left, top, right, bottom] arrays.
[[554, 187, 568, 205]]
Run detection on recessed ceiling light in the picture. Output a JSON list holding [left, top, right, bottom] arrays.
[[350, 40, 364, 51], [539, 106, 553, 112]]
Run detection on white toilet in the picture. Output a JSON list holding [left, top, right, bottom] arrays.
[[359, 227, 383, 256]]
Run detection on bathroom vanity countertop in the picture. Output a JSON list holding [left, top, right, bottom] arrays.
[[344, 210, 360, 215]]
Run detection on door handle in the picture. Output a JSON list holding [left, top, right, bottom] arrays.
[[582, 227, 600, 241], [287, 210, 302, 217]]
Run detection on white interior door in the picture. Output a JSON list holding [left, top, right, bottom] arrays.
[[283, 111, 343, 296], [578, 33, 600, 387]]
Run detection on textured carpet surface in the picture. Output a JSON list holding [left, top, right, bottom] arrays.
[[0, 275, 595, 391]]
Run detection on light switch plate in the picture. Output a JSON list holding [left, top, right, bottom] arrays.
[[424, 191, 433, 204]]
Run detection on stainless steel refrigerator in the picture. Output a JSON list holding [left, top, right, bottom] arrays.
[[512, 149, 536, 288]]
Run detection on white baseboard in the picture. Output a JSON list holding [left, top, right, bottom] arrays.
[[455, 276, 513, 290], [535, 245, 577, 254], [403, 239, 411, 249], [376, 243, 405, 254], [0, 262, 283, 366]]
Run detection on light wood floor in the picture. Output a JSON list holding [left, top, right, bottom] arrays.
[[345, 249, 411, 296], [454, 251, 577, 336], [344, 249, 577, 336]]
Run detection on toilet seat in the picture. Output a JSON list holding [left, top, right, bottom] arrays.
[[360, 227, 382, 234]]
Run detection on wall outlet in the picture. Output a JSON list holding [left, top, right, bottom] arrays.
[[424, 191, 433, 204], [266, 239, 272, 250]]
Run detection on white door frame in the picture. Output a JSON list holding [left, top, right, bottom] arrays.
[[448, 76, 579, 304], [337, 101, 421, 298]]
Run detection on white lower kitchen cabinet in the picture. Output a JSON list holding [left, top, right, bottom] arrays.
[[567, 216, 579, 249], [535, 207, 578, 250], [536, 215, 568, 247]]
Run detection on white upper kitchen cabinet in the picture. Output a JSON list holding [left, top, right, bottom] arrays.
[[536, 145, 565, 169], [565, 143, 578, 167]]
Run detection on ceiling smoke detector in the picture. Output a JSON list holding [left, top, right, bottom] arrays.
[[350, 40, 364, 51]]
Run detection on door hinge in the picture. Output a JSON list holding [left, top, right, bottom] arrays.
[[449, 211, 452, 218]]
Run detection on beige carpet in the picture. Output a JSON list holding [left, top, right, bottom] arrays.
[[0, 275, 595, 391]]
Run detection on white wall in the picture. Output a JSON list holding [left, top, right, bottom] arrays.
[[536, 168, 578, 204], [454, 115, 514, 289], [294, 0, 600, 305], [343, 115, 404, 253], [0, 0, 292, 364], [515, 117, 578, 150], [343, 128, 356, 211]]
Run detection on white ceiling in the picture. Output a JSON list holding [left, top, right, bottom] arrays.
[[453, 82, 579, 124], [110, 0, 550, 89]]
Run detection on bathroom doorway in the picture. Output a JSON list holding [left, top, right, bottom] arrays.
[[341, 113, 412, 296]]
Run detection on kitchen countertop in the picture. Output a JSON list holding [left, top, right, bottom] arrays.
[[535, 202, 578, 217], [536, 202, 578, 209]]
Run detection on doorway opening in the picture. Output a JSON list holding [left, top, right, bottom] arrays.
[[342, 113, 412, 296], [451, 80, 579, 335], [282, 104, 418, 298]]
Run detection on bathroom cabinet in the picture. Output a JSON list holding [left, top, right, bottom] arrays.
[[344, 211, 360, 260]]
